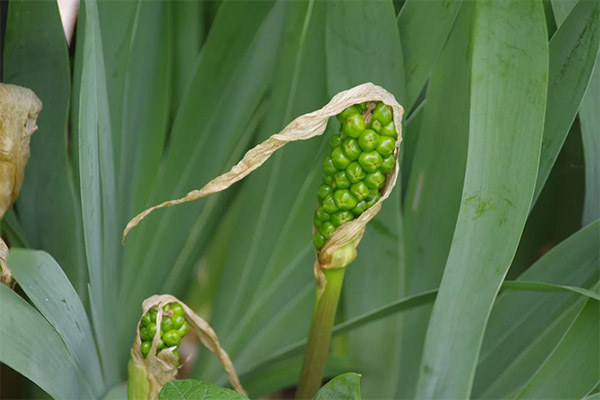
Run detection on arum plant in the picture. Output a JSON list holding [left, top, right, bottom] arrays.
[[123, 83, 404, 397]]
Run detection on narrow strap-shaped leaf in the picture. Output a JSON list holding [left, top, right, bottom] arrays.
[[7, 249, 105, 397], [502, 280, 599, 301], [415, 1, 548, 397], [0, 285, 88, 399]]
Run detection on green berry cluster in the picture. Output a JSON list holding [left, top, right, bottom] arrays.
[[139, 302, 189, 362], [313, 101, 397, 250]]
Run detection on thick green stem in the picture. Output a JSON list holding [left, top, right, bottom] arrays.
[[296, 267, 346, 399]]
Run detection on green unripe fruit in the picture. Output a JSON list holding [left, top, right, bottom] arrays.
[[324, 157, 337, 176], [142, 313, 152, 326], [322, 174, 334, 186], [377, 136, 395, 157], [334, 171, 350, 189], [148, 323, 157, 339], [329, 134, 342, 149], [357, 102, 367, 112], [342, 138, 361, 161], [331, 146, 351, 169], [331, 211, 354, 226], [380, 155, 395, 173], [343, 114, 365, 138], [319, 221, 336, 238], [313, 231, 326, 250], [358, 151, 383, 172], [157, 339, 165, 352], [366, 190, 381, 208], [172, 315, 185, 330], [358, 130, 379, 152], [162, 304, 171, 313], [163, 330, 181, 347], [161, 317, 173, 332], [150, 309, 157, 323], [350, 181, 370, 201], [178, 321, 189, 336], [171, 303, 184, 317], [316, 207, 331, 221], [318, 184, 332, 200], [140, 327, 151, 342], [370, 119, 382, 133], [351, 200, 368, 216], [373, 102, 393, 125], [333, 189, 358, 211], [141, 341, 151, 357], [365, 171, 385, 189], [337, 105, 360, 123], [322, 195, 339, 214], [346, 162, 366, 183], [314, 214, 322, 228], [380, 121, 397, 138]]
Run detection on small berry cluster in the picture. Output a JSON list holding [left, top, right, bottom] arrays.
[[139, 302, 189, 363], [313, 101, 397, 250]]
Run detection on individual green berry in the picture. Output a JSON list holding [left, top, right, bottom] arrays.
[[163, 330, 181, 347], [318, 184, 332, 200], [147, 323, 157, 339], [376, 136, 395, 158], [172, 349, 180, 361], [333, 189, 358, 211], [142, 313, 152, 326], [334, 171, 350, 189], [140, 327, 151, 341], [373, 102, 393, 125], [161, 317, 173, 332], [331, 146, 351, 170], [322, 174, 334, 186], [156, 339, 165, 352], [350, 181, 370, 201], [316, 207, 331, 221], [314, 213, 322, 228], [357, 102, 367, 112], [141, 341, 151, 358], [314, 232, 326, 249], [343, 114, 365, 138], [149, 309, 157, 323], [358, 151, 383, 172], [331, 211, 354, 226], [162, 304, 172, 313], [329, 134, 342, 149], [351, 200, 368, 216], [366, 190, 381, 208], [322, 195, 339, 214], [170, 303, 184, 317], [370, 119, 382, 133], [380, 121, 397, 138], [178, 321, 189, 336], [342, 138, 361, 161], [358, 130, 379, 152], [365, 171, 385, 189], [337, 105, 360, 123], [319, 221, 336, 238], [172, 315, 185, 330], [346, 162, 366, 183], [324, 157, 337, 176], [380, 155, 395, 173]]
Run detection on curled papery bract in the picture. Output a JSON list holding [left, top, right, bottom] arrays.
[[128, 294, 246, 400], [0, 238, 15, 288], [0, 83, 42, 219]]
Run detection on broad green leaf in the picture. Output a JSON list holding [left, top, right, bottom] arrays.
[[550, 0, 577, 26], [79, 0, 120, 384], [314, 373, 361, 400], [0, 285, 88, 399], [473, 220, 600, 398], [325, 1, 406, 397], [580, 52, 600, 225], [2, 0, 86, 295], [193, 0, 328, 385], [415, 2, 548, 398], [533, 0, 600, 203], [516, 299, 599, 399], [119, 1, 282, 354], [158, 380, 247, 400], [397, 0, 462, 109], [398, 3, 472, 397], [8, 249, 104, 397]]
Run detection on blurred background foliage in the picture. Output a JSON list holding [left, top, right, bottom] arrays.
[[0, 0, 598, 398]]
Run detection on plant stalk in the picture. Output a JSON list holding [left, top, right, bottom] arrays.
[[296, 267, 346, 399]]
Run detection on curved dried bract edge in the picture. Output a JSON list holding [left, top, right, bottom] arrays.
[[130, 294, 246, 399], [122, 82, 404, 243], [0, 238, 15, 288], [0, 83, 42, 219]]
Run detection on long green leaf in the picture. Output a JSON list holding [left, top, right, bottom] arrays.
[[473, 220, 600, 398], [79, 0, 120, 384], [398, 3, 472, 397], [415, 1, 548, 397], [0, 285, 87, 399], [2, 0, 86, 295], [8, 249, 105, 398], [515, 299, 599, 399], [397, 0, 462, 110], [533, 0, 600, 203]]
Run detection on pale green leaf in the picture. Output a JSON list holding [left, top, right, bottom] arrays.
[[158, 380, 247, 400], [314, 373, 361, 400]]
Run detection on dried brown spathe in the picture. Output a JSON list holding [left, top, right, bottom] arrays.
[[0, 84, 42, 219]]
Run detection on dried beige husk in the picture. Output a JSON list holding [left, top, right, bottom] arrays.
[[0, 238, 15, 288], [128, 294, 246, 400], [0, 83, 42, 219], [122, 82, 403, 291]]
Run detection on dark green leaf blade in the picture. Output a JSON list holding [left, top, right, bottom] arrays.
[[7, 249, 104, 397], [314, 373, 361, 400], [2, 0, 86, 295], [0, 285, 87, 399], [415, 1, 548, 397], [158, 380, 247, 400]]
